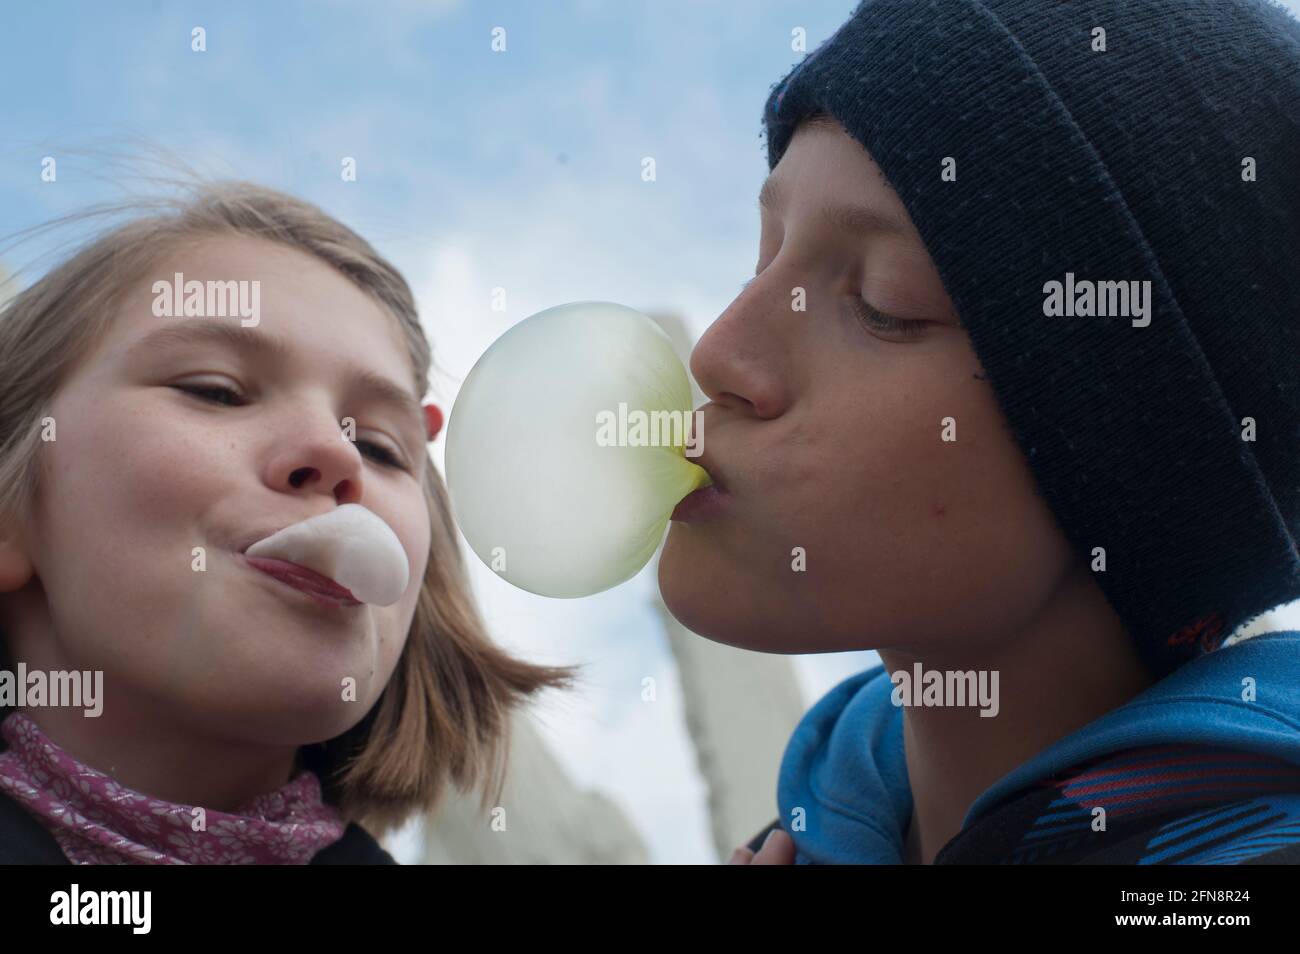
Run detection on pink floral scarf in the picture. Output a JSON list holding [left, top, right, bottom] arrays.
[[0, 712, 347, 865]]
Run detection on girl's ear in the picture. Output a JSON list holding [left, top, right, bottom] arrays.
[[0, 519, 34, 593], [423, 403, 443, 442]]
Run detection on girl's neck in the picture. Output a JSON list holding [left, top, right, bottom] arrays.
[[3, 589, 303, 809], [12, 702, 300, 811]]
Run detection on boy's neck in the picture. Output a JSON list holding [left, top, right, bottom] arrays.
[[881, 564, 1153, 864], [901, 810, 924, 864]]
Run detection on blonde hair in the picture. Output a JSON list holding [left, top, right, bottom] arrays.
[[0, 180, 577, 836]]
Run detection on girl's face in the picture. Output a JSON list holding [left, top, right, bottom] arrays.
[[659, 119, 1076, 659], [6, 236, 430, 745]]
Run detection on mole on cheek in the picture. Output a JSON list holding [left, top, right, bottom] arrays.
[[932, 503, 946, 518]]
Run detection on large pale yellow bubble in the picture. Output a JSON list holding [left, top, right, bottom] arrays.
[[446, 301, 712, 598]]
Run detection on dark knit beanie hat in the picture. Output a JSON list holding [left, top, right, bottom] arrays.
[[762, 0, 1300, 680]]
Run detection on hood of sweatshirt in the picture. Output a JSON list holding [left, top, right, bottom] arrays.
[[777, 630, 1300, 864]]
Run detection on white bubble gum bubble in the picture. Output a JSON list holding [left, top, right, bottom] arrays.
[[446, 301, 711, 598], [246, 503, 409, 606]]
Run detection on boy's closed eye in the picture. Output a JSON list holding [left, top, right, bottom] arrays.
[[738, 275, 931, 341]]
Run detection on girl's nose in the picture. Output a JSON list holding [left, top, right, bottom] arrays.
[[268, 413, 366, 505]]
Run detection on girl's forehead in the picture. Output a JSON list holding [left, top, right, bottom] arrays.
[[96, 241, 414, 383], [152, 234, 334, 282]]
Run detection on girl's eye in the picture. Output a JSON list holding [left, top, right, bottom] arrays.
[[173, 384, 408, 471], [355, 440, 407, 471], [851, 297, 927, 340]]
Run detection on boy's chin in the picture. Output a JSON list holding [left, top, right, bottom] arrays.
[[657, 558, 791, 653]]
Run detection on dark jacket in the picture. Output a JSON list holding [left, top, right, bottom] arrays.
[[0, 789, 397, 865]]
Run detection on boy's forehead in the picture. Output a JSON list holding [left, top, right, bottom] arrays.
[[759, 165, 914, 244], [765, 124, 899, 211]]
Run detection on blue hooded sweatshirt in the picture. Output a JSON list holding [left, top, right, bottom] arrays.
[[776, 630, 1300, 864]]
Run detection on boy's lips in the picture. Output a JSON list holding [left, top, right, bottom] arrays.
[[671, 483, 730, 522], [686, 405, 729, 492], [673, 446, 733, 522], [691, 448, 729, 493]]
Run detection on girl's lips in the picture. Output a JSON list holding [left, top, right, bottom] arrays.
[[670, 484, 731, 522], [240, 554, 363, 608]]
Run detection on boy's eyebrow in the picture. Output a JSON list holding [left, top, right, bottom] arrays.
[[758, 174, 910, 239], [128, 322, 426, 437]]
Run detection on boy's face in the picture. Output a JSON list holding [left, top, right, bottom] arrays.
[[659, 118, 1075, 659], [1, 236, 430, 745]]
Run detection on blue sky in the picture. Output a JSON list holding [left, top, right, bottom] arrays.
[[4, 0, 1299, 864]]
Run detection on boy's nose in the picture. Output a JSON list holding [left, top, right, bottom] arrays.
[[690, 283, 789, 421]]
